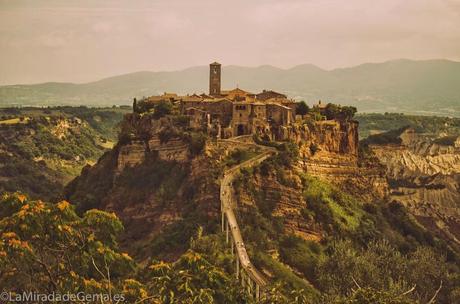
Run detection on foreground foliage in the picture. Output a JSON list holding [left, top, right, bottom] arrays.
[[0, 192, 251, 303]]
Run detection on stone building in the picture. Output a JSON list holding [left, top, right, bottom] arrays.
[[136, 62, 297, 139], [256, 90, 287, 101]]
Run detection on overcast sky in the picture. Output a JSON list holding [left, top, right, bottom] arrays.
[[1, 0, 459, 84]]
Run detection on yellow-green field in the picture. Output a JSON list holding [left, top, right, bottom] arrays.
[[0, 117, 30, 124]]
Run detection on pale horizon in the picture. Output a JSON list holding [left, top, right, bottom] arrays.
[[4, 57, 459, 86], [1, 0, 460, 85]]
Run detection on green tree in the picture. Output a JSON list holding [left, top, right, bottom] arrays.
[[143, 250, 247, 303], [297, 101, 310, 119], [324, 103, 340, 120], [335, 287, 417, 304], [0, 192, 141, 297], [153, 101, 173, 119], [342, 106, 357, 120]]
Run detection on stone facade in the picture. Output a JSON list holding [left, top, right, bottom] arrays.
[[136, 62, 298, 139]]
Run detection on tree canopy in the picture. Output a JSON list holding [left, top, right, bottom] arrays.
[[296, 101, 310, 117]]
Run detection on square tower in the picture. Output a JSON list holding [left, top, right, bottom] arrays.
[[209, 62, 221, 96]]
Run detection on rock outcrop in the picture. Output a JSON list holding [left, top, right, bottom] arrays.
[[238, 171, 323, 241], [288, 120, 388, 201], [116, 137, 189, 173], [285, 120, 359, 156], [66, 114, 384, 258], [66, 112, 217, 260]]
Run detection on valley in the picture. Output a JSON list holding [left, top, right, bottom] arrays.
[[0, 106, 129, 200]]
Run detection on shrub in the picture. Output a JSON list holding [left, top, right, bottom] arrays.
[[183, 132, 206, 156], [310, 143, 319, 155], [158, 126, 178, 143], [153, 101, 173, 119], [276, 141, 299, 167], [279, 235, 323, 281], [296, 101, 310, 117]]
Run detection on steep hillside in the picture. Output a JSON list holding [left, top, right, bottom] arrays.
[[234, 154, 459, 303], [1, 59, 460, 116], [0, 106, 129, 200], [364, 127, 460, 251], [65, 111, 216, 260], [64, 107, 460, 302]]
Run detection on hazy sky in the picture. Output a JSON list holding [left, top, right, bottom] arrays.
[[1, 0, 460, 84]]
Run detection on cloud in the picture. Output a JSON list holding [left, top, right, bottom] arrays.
[[0, 0, 459, 84]]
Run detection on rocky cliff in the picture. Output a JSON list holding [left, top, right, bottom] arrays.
[[65, 113, 385, 259], [237, 169, 323, 242], [286, 120, 388, 201], [285, 120, 359, 156], [65, 113, 216, 259], [233, 119, 386, 242], [66, 112, 282, 260]]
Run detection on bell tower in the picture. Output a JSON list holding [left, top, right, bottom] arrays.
[[209, 62, 221, 96]]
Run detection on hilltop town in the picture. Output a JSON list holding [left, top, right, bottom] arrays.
[[132, 62, 357, 141], [115, 62, 367, 201]]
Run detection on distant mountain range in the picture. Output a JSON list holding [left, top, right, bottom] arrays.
[[1, 59, 459, 116]]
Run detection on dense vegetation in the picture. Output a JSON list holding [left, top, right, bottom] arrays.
[[361, 126, 409, 145], [321, 103, 357, 121], [232, 146, 460, 303], [0, 192, 250, 303], [0, 107, 128, 201], [296, 101, 357, 121]]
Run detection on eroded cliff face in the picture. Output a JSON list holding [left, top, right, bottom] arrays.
[[117, 137, 189, 173], [233, 120, 387, 243], [66, 115, 386, 259], [65, 113, 220, 260], [370, 131, 460, 248], [284, 120, 359, 156], [288, 120, 388, 201], [116, 114, 191, 172], [237, 171, 323, 241], [372, 143, 460, 178]]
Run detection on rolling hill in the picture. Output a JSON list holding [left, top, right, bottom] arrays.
[[1, 59, 459, 116]]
